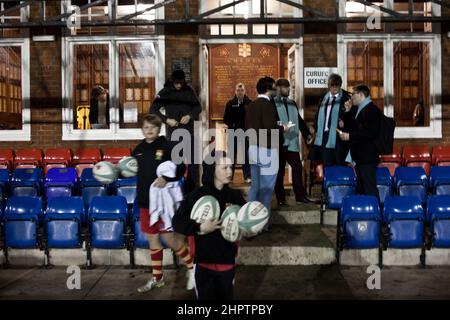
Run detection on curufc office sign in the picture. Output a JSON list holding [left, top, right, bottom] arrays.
[[304, 67, 338, 88]]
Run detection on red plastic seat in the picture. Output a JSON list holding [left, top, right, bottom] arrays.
[[102, 148, 131, 164], [0, 149, 14, 170], [73, 148, 101, 176], [379, 146, 402, 176], [403, 145, 431, 175], [43, 148, 72, 174], [14, 148, 43, 168], [432, 146, 450, 166]]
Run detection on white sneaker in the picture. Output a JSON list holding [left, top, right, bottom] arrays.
[[245, 178, 252, 184], [137, 277, 165, 293], [186, 269, 195, 290]]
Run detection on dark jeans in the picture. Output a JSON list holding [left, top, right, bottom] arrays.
[[195, 265, 235, 300], [355, 164, 379, 200], [227, 134, 251, 180], [275, 146, 306, 203]]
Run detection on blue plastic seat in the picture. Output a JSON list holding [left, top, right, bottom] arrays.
[[44, 167, 79, 199], [88, 196, 128, 249], [45, 197, 84, 248], [0, 168, 9, 202], [383, 196, 425, 249], [80, 168, 108, 212], [430, 166, 450, 195], [340, 195, 381, 249], [113, 177, 137, 208], [132, 201, 148, 249], [3, 196, 43, 248], [426, 195, 450, 248], [376, 167, 393, 205], [323, 166, 356, 210], [393, 167, 428, 204], [10, 168, 43, 197]]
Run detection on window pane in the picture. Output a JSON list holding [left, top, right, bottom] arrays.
[[346, 41, 384, 109], [393, 42, 430, 127], [345, 1, 385, 32], [0, 46, 22, 130], [119, 42, 156, 129], [393, 1, 433, 32], [73, 44, 110, 130]]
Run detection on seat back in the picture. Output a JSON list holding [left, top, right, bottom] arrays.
[[340, 195, 381, 249], [0, 149, 14, 170], [393, 167, 428, 203], [379, 145, 402, 163], [102, 148, 131, 164], [403, 145, 431, 175], [11, 168, 43, 197], [376, 167, 392, 204], [73, 148, 101, 165], [427, 196, 450, 248], [132, 201, 148, 248], [45, 197, 84, 248], [88, 196, 128, 249], [323, 166, 356, 209], [4, 196, 43, 248], [44, 148, 72, 165], [113, 177, 137, 207], [430, 166, 450, 195], [14, 148, 43, 168], [383, 196, 424, 248], [432, 146, 450, 166]]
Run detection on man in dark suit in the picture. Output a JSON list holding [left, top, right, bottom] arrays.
[[311, 74, 355, 167], [337, 84, 381, 199]]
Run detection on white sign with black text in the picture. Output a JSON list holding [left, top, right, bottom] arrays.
[[304, 67, 338, 88]]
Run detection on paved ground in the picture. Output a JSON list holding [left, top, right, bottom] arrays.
[[1, 264, 450, 300]]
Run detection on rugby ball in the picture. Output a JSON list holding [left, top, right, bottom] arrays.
[[190, 195, 220, 224], [237, 201, 269, 237], [220, 205, 241, 242], [93, 161, 119, 184], [118, 156, 138, 178]]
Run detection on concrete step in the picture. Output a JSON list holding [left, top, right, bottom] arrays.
[[237, 224, 336, 266]]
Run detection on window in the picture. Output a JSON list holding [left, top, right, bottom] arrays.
[[0, 39, 30, 141], [201, 0, 301, 37], [338, 0, 441, 138], [63, 0, 159, 36], [62, 37, 164, 140]]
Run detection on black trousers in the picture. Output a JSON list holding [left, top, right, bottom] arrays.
[[320, 131, 349, 167], [195, 265, 235, 300], [227, 135, 251, 180], [275, 146, 306, 203], [355, 164, 379, 200]]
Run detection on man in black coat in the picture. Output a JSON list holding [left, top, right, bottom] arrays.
[[150, 69, 202, 193], [223, 83, 252, 183], [89, 85, 110, 129], [337, 84, 381, 199]]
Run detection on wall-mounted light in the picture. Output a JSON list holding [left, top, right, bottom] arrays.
[[32, 35, 55, 42]]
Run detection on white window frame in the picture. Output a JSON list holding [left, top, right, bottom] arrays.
[[61, 35, 165, 140], [338, 0, 442, 139], [0, 38, 31, 141]]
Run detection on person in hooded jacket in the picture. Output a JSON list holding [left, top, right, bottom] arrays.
[[172, 150, 246, 300], [150, 69, 202, 194]]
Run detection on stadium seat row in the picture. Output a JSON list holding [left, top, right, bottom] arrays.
[[337, 195, 450, 264], [0, 147, 131, 175], [0, 196, 159, 267]]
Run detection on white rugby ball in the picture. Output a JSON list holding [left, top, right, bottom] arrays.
[[92, 161, 118, 184], [220, 205, 241, 242], [118, 156, 138, 178], [237, 201, 269, 237], [190, 195, 220, 224]]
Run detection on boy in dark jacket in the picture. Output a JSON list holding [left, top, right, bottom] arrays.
[[133, 114, 195, 293], [172, 150, 246, 300]]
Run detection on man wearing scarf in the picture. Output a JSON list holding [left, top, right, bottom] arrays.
[[311, 74, 354, 167], [337, 84, 381, 199]]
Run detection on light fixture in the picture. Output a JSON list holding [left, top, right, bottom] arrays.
[[32, 35, 55, 42]]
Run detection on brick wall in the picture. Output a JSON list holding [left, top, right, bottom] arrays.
[[1, 0, 449, 154]]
